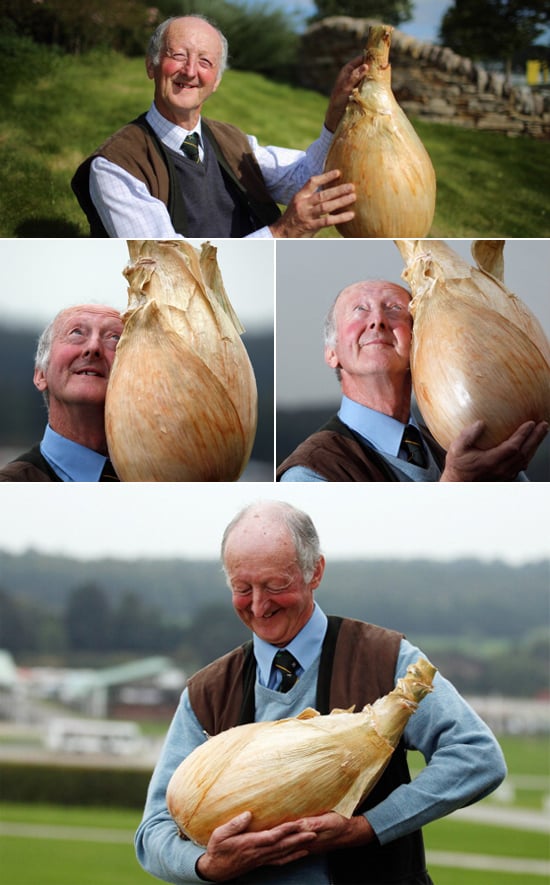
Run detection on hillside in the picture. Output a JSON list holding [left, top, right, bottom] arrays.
[[1, 548, 547, 639], [1, 549, 547, 695]]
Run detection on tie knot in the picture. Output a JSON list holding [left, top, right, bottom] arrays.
[[401, 425, 427, 468], [100, 458, 119, 481], [273, 649, 299, 693], [181, 131, 201, 162]]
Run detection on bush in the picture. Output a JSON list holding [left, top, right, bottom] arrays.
[[158, 0, 300, 78], [0, 0, 158, 56], [0, 760, 151, 808]]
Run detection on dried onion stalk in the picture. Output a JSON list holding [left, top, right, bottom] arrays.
[[105, 240, 257, 481], [325, 24, 436, 238], [396, 239, 550, 450], [167, 658, 436, 846]]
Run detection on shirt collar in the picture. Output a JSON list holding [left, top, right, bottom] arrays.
[[40, 425, 108, 482], [253, 603, 328, 687], [338, 395, 414, 458], [146, 103, 202, 154]]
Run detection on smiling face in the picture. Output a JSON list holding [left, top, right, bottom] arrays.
[[325, 281, 413, 387], [224, 509, 325, 648], [34, 306, 123, 412], [147, 17, 223, 128]]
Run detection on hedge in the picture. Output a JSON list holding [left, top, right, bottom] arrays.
[[0, 760, 151, 807]]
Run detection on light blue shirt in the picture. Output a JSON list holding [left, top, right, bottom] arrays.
[[135, 606, 507, 884], [280, 396, 437, 483], [40, 425, 110, 482]]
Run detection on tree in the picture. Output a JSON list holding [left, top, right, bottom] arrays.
[[64, 583, 112, 652], [439, 0, 550, 79], [310, 0, 414, 27]]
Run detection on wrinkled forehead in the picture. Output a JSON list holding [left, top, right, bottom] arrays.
[[164, 17, 223, 59], [338, 280, 411, 308], [54, 305, 122, 334]]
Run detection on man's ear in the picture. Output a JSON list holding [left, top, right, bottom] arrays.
[[324, 345, 340, 369], [145, 57, 155, 80], [310, 555, 326, 590], [33, 367, 47, 393]]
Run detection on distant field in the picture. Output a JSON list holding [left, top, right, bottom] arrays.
[[1, 48, 549, 236], [0, 734, 548, 884]]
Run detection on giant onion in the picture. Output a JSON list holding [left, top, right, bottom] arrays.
[[396, 239, 550, 450], [105, 240, 257, 481], [166, 658, 436, 846], [325, 24, 436, 238]]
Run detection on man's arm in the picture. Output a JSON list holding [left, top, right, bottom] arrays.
[[89, 157, 182, 238], [288, 638, 507, 856]]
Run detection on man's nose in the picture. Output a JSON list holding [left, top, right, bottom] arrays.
[[250, 589, 271, 617], [82, 335, 102, 358], [180, 55, 198, 77], [369, 312, 386, 329]]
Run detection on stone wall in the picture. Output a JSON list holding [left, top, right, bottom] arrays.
[[299, 17, 550, 140]]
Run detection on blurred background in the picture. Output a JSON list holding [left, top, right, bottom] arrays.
[[0, 238, 274, 480], [276, 238, 550, 480], [0, 482, 548, 883]]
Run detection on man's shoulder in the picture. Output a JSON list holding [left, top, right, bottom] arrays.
[[187, 643, 248, 689], [0, 446, 56, 482], [276, 420, 396, 482]]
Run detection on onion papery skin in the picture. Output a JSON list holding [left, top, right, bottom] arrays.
[[325, 24, 436, 238], [166, 658, 435, 847], [105, 240, 257, 481], [396, 239, 550, 450]]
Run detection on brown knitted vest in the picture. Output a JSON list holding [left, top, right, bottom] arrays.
[[187, 616, 433, 885], [276, 415, 446, 482], [71, 115, 281, 236]]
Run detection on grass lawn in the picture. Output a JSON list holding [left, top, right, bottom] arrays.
[[1, 46, 549, 237], [1, 733, 548, 884]]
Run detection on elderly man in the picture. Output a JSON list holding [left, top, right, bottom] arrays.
[[0, 304, 122, 482], [135, 499, 506, 885], [277, 280, 548, 481], [71, 14, 361, 239]]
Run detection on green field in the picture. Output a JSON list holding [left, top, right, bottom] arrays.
[[1, 45, 549, 237], [0, 734, 548, 884]]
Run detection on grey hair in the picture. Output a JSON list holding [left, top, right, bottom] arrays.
[[35, 316, 56, 374], [34, 316, 58, 408], [221, 501, 322, 583], [147, 15, 229, 74]]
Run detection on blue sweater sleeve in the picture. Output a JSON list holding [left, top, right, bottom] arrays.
[[135, 690, 212, 883], [366, 639, 507, 843]]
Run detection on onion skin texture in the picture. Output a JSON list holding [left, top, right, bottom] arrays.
[[396, 239, 550, 450], [325, 25, 436, 238], [105, 240, 257, 481], [166, 658, 435, 847]]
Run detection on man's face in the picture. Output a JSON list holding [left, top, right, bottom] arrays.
[[325, 281, 413, 382], [147, 17, 223, 126], [224, 517, 324, 648], [34, 306, 123, 410]]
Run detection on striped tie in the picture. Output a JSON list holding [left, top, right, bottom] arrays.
[[181, 131, 200, 162], [402, 425, 427, 468], [273, 650, 299, 693]]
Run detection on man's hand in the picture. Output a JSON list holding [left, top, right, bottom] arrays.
[[195, 811, 317, 882], [299, 811, 376, 853], [270, 169, 356, 238], [324, 55, 369, 132], [440, 419, 549, 482]]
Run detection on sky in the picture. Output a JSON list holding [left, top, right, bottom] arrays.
[[0, 239, 274, 334], [283, 0, 450, 41], [276, 239, 550, 406], [0, 482, 548, 565]]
